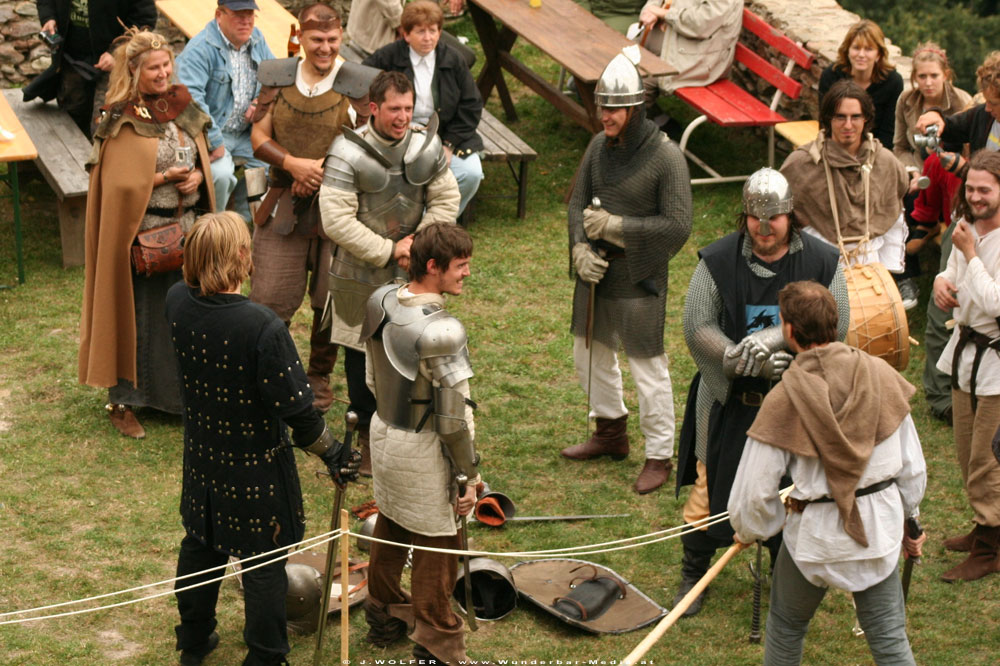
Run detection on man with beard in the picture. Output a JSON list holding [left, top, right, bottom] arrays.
[[673, 167, 849, 616], [560, 47, 692, 495], [780, 80, 909, 272], [320, 70, 459, 474], [934, 149, 1000, 582], [249, 3, 363, 413]]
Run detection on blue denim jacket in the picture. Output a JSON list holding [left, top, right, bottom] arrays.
[[176, 20, 274, 157]]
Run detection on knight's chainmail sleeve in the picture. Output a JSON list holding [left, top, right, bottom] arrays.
[[683, 259, 731, 461], [621, 136, 692, 284], [567, 135, 599, 268], [830, 264, 851, 341]]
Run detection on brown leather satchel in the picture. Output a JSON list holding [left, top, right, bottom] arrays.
[[131, 222, 184, 277]]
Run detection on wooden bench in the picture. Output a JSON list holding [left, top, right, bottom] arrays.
[[3, 89, 90, 268], [775, 119, 819, 149], [156, 0, 297, 57], [467, 108, 538, 221], [672, 8, 814, 185]]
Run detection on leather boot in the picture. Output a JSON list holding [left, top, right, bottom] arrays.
[[561, 415, 629, 461], [672, 543, 714, 617], [634, 458, 673, 494], [307, 308, 338, 413], [179, 631, 219, 666], [307, 374, 333, 413], [358, 425, 372, 478], [364, 598, 407, 647], [943, 525, 977, 552], [106, 403, 145, 439], [941, 525, 1000, 583]]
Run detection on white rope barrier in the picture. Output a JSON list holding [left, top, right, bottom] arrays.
[[3, 489, 797, 627], [0, 529, 345, 626]]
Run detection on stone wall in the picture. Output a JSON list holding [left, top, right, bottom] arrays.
[[0, 0, 349, 88], [0, 0, 910, 116]]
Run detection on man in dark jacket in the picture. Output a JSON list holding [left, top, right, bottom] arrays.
[[363, 0, 483, 215], [167, 211, 359, 665], [31, 0, 157, 138]]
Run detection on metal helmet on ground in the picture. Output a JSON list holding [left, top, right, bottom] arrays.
[[285, 563, 323, 633], [743, 167, 793, 234], [595, 45, 644, 108]]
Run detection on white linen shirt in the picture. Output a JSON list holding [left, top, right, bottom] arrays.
[[409, 47, 436, 126], [936, 222, 1000, 394], [729, 415, 926, 592]]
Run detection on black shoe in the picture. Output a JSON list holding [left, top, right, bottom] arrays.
[[932, 405, 953, 426], [672, 578, 709, 618], [897, 278, 919, 310], [180, 632, 219, 666]]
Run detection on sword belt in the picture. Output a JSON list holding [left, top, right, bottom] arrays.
[[784, 478, 895, 514], [951, 324, 1000, 413]]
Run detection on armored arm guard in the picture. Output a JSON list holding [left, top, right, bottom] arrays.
[[418, 317, 478, 480]]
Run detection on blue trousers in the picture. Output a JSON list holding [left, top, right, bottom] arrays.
[[765, 542, 915, 666]]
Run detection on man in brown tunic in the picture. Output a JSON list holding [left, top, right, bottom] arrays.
[[249, 3, 366, 412], [780, 80, 909, 273]]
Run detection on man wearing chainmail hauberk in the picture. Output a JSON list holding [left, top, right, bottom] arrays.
[[560, 46, 692, 496], [359, 223, 482, 664], [320, 70, 460, 475], [248, 3, 365, 414], [672, 167, 850, 617]]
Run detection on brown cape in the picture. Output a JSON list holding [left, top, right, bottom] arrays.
[[780, 132, 908, 245], [78, 88, 215, 388], [746, 342, 915, 546]]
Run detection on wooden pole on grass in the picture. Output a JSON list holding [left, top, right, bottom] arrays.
[[340, 508, 351, 664], [622, 542, 748, 665]]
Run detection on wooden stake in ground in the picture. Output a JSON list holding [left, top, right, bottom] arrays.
[[622, 542, 749, 665], [340, 508, 350, 664]]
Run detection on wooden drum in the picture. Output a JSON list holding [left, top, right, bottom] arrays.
[[844, 262, 910, 370]]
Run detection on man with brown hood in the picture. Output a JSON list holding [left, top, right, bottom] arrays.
[[729, 280, 926, 666]]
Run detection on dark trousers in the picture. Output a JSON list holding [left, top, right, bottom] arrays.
[[344, 347, 376, 428], [174, 533, 290, 665]]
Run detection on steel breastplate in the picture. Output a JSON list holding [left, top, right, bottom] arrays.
[[365, 286, 455, 431]]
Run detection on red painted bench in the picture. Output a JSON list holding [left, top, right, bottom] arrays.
[[672, 9, 814, 185]]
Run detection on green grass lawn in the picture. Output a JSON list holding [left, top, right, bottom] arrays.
[[1, 21, 999, 665]]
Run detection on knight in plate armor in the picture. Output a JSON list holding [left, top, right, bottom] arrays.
[[358, 223, 482, 664], [320, 69, 460, 473], [248, 3, 369, 414], [561, 47, 693, 496]]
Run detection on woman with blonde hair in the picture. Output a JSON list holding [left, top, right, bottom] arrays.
[[78, 28, 215, 439], [892, 43, 972, 309], [819, 19, 904, 148]]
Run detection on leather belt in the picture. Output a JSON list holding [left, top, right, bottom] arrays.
[[951, 324, 1000, 413], [736, 390, 767, 407], [784, 478, 895, 514], [147, 205, 193, 218]]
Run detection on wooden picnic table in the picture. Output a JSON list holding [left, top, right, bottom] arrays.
[[0, 91, 38, 286], [468, 0, 674, 133], [156, 0, 296, 57]]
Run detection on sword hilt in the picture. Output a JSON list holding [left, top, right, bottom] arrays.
[[905, 516, 924, 565]]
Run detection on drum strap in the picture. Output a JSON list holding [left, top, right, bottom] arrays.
[[952, 323, 1000, 412], [822, 133, 877, 265]]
